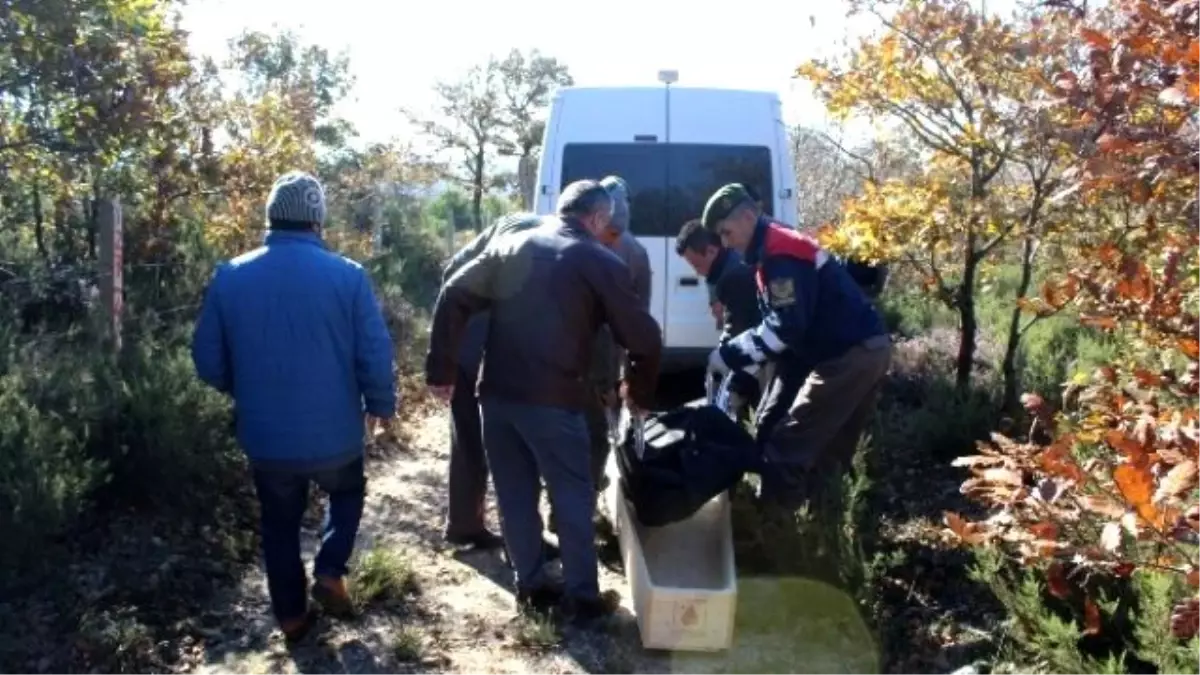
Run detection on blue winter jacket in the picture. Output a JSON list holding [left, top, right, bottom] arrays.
[[192, 230, 397, 470]]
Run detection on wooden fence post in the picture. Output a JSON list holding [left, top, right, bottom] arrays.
[[97, 199, 123, 352]]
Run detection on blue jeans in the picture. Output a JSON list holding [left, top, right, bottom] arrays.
[[252, 456, 366, 621], [481, 398, 599, 602]]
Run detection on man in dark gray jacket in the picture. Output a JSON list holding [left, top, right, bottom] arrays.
[[440, 213, 545, 551], [426, 180, 662, 624]]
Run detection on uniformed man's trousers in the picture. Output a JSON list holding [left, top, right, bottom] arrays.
[[757, 335, 893, 507], [480, 397, 600, 602], [445, 366, 489, 539]]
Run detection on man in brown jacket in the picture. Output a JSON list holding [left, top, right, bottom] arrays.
[[425, 180, 662, 625]]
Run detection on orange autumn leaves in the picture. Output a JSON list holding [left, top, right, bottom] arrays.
[[943, 362, 1198, 602], [932, 0, 1198, 642]]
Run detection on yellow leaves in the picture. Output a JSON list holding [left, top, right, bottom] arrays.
[[879, 34, 900, 70], [794, 62, 832, 84], [829, 178, 956, 263], [200, 91, 321, 256]]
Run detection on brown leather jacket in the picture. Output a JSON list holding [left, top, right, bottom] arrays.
[[425, 216, 663, 411]]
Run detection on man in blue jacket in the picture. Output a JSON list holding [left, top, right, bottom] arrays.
[[700, 183, 891, 508], [192, 171, 397, 642]]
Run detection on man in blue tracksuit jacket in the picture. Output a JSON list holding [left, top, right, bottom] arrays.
[[700, 183, 892, 508], [192, 171, 396, 642]]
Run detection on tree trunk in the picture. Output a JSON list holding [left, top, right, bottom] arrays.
[[956, 161, 985, 393], [518, 153, 536, 210], [471, 147, 485, 232], [1002, 234, 1038, 413], [955, 256, 979, 392], [32, 179, 47, 259]]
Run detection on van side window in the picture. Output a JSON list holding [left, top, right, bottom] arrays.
[[559, 142, 774, 237]]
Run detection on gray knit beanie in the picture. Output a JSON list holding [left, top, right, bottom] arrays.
[[266, 171, 327, 226], [600, 175, 630, 234]]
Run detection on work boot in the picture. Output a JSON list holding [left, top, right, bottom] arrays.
[[444, 529, 505, 551], [311, 576, 355, 619], [280, 609, 317, 644], [562, 589, 621, 629]]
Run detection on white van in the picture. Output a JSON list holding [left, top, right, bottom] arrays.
[[534, 85, 797, 371]]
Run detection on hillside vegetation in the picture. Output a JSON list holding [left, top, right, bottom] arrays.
[[0, 0, 1195, 673]]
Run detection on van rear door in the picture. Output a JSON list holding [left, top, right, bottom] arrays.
[[664, 89, 778, 349], [559, 142, 668, 328], [547, 88, 669, 330]]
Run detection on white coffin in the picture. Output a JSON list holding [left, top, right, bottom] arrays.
[[604, 454, 738, 652]]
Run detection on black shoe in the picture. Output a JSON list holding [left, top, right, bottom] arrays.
[[562, 590, 621, 629], [445, 530, 505, 551], [517, 582, 564, 616]]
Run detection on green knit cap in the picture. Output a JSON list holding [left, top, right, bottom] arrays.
[[700, 183, 755, 231]]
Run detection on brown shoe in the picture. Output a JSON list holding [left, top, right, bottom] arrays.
[[311, 576, 355, 619], [280, 610, 316, 644]]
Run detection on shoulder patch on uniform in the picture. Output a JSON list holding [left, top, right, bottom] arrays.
[[767, 277, 796, 307]]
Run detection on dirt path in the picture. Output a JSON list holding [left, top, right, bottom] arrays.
[[185, 404, 886, 675]]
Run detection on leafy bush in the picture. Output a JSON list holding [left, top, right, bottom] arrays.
[[0, 370, 106, 577], [0, 317, 247, 579]]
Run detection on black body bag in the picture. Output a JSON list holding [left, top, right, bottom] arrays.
[[615, 398, 761, 528]]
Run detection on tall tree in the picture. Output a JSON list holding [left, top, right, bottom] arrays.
[[405, 60, 505, 232], [0, 0, 195, 265], [407, 50, 572, 229], [798, 0, 1077, 393], [226, 30, 355, 148], [495, 49, 573, 209], [945, 0, 1200, 653], [209, 30, 357, 254]]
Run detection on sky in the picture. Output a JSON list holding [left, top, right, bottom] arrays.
[[178, 0, 887, 146]]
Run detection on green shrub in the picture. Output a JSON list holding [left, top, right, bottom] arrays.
[[970, 549, 1200, 674], [0, 314, 249, 579], [0, 369, 106, 577], [100, 323, 244, 511], [879, 291, 955, 337], [371, 205, 450, 310]]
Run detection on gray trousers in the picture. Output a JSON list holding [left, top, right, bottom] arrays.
[[446, 367, 488, 538], [481, 397, 599, 601], [584, 386, 612, 490]]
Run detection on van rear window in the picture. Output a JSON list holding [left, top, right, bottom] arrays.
[[560, 143, 773, 237]]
